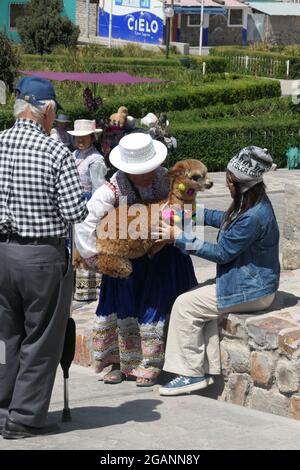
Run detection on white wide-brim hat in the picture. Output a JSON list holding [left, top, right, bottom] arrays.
[[109, 133, 167, 175], [141, 113, 158, 128], [68, 119, 102, 136]]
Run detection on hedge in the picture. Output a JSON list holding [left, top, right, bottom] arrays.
[[21, 53, 225, 66], [1, 105, 297, 172], [210, 47, 300, 79], [21, 54, 226, 75], [210, 47, 290, 61], [19, 63, 219, 83], [169, 117, 300, 171], [0, 78, 281, 130], [168, 97, 293, 123], [22, 54, 181, 67], [94, 78, 281, 117]]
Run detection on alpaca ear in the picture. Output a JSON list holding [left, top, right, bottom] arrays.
[[166, 162, 186, 178]]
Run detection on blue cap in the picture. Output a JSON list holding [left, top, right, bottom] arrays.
[[15, 76, 63, 110]]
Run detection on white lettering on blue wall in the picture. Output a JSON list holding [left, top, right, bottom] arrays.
[[127, 17, 159, 34]]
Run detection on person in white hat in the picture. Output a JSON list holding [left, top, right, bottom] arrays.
[[140, 112, 158, 128], [75, 133, 198, 386], [69, 120, 108, 302], [50, 114, 74, 150]]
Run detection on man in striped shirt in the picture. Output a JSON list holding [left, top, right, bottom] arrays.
[[0, 77, 88, 439]]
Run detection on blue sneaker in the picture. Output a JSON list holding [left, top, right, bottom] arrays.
[[159, 374, 214, 396]]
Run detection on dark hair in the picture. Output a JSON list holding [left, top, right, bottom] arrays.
[[223, 170, 266, 228]]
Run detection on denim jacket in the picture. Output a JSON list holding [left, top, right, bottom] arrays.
[[174, 196, 280, 309]]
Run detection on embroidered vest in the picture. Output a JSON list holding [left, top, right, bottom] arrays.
[[107, 167, 169, 207]]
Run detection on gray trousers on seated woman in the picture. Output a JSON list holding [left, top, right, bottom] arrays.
[[163, 283, 275, 377]]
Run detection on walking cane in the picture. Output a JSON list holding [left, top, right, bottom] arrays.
[[61, 317, 76, 422], [60, 225, 76, 422]]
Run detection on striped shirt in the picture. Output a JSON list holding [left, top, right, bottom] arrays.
[[0, 118, 88, 237]]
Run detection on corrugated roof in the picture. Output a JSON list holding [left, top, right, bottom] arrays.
[[165, 0, 223, 7], [223, 0, 248, 7], [166, 0, 247, 7], [247, 2, 300, 16]]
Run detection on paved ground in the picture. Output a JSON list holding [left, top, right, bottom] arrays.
[[2, 363, 300, 450]]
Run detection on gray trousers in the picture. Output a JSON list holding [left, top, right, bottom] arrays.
[[0, 241, 73, 428]]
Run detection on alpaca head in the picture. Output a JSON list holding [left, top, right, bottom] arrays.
[[166, 159, 213, 203]]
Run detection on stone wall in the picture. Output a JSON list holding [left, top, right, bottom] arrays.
[[76, 0, 99, 37], [219, 290, 300, 420], [209, 14, 243, 46], [282, 183, 300, 270], [266, 16, 300, 45], [180, 14, 243, 47], [179, 15, 200, 47]]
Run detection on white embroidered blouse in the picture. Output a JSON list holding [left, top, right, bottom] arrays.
[[73, 146, 108, 194]]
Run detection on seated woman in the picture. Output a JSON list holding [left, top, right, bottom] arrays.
[[75, 133, 197, 386], [155, 146, 280, 396]]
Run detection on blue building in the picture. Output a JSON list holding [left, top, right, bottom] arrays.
[[0, 0, 76, 42]]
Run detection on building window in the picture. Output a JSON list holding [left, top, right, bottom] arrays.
[[9, 3, 26, 29], [228, 9, 243, 27], [188, 15, 201, 27], [140, 0, 150, 8]]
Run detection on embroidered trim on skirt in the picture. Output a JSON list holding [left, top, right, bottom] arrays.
[[93, 315, 165, 378], [93, 245, 197, 379], [74, 268, 101, 301]]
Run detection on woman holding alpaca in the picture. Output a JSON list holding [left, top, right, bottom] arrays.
[[75, 133, 198, 386]]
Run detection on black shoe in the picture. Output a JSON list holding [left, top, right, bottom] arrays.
[[2, 418, 42, 440]]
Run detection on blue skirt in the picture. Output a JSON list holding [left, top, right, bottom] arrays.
[[96, 244, 197, 323]]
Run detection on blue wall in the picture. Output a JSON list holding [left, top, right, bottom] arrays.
[[99, 10, 164, 45]]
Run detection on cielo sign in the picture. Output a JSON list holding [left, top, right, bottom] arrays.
[[99, 7, 164, 44], [127, 14, 159, 35]]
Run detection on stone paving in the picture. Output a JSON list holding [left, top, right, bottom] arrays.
[[2, 360, 300, 450], [203, 168, 300, 199]]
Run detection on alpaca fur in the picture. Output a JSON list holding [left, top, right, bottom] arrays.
[[110, 106, 128, 128], [75, 159, 213, 278]]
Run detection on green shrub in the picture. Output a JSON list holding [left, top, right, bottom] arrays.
[[21, 53, 225, 71], [1, 111, 297, 171], [169, 117, 300, 171], [0, 78, 281, 128], [210, 46, 286, 60], [91, 78, 281, 117], [17, 0, 79, 55], [168, 97, 293, 123], [0, 33, 20, 92]]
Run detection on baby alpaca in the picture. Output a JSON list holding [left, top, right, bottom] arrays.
[[76, 159, 213, 278], [110, 106, 128, 128]]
